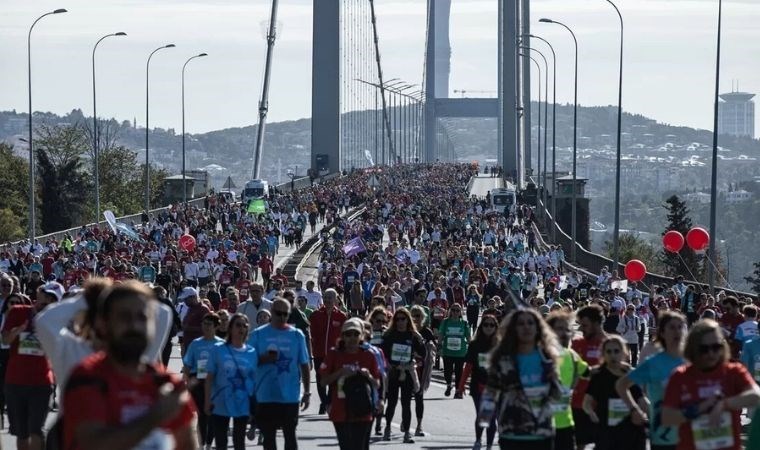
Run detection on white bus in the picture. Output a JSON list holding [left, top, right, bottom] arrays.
[[490, 186, 517, 214], [242, 179, 270, 203]]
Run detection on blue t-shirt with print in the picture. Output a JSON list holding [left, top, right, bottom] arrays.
[[741, 338, 760, 384], [182, 336, 224, 376], [248, 324, 309, 404], [206, 343, 257, 418], [628, 351, 684, 446], [510, 349, 548, 441]]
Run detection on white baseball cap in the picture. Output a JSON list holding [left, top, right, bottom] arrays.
[[41, 281, 65, 302], [178, 286, 199, 301]]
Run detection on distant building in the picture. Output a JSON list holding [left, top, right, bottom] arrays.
[[718, 91, 755, 138], [726, 189, 752, 204], [685, 192, 711, 205]]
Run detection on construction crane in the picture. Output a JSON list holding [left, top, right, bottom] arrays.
[[453, 89, 497, 98]]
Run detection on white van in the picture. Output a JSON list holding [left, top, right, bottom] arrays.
[[490, 187, 517, 214], [242, 180, 270, 203]]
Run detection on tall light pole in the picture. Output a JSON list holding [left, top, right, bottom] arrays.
[[144, 44, 175, 213], [252, 0, 280, 180], [518, 50, 542, 193], [708, 0, 723, 292], [526, 33, 557, 240], [181, 52, 208, 205], [520, 45, 548, 204], [604, 0, 625, 274], [540, 18, 578, 262], [27, 8, 67, 241], [93, 31, 127, 224]]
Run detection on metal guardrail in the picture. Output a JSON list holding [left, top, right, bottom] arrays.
[[532, 198, 756, 299]]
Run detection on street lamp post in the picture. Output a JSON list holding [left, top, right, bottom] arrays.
[[604, 0, 625, 274], [518, 50, 542, 195], [708, 0, 723, 292], [144, 44, 175, 214], [520, 45, 548, 208], [526, 34, 557, 240], [27, 8, 67, 241], [181, 52, 208, 205], [93, 31, 127, 224], [540, 18, 579, 262]]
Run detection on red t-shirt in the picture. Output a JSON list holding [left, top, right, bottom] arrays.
[[259, 259, 273, 275], [63, 352, 195, 450], [663, 362, 753, 450], [570, 335, 604, 408], [319, 347, 380, 422], [235, 279, 251, 299], [1, 305, 54, 386]]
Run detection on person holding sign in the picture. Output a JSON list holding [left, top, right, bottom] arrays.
[[662, 319, 760, 450], [182, 312, 224, 449], [438, 304, 471, 398], [583, 335, 646, 450], [380, 307, 426, 443]]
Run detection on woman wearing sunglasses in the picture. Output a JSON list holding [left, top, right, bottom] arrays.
[[204, 313, 257, 450], [478, 309, 561, 450], [380, 307, 426, 443], [662, 319, 760, 450], [438, 303, 471, 398], [456, 314, 499, 450], [320, 318, 381, 450], [583, 335, 646, 450], [616, 311, 685, 450]]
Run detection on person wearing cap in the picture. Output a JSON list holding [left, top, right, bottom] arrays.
[[617, 303, 644, 366], [2, 283, 59, 450], [180, 286, 211, 356], [319, 318, 381, 450]]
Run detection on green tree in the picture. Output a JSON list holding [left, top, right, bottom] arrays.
[[660, 195, 701, 279], [604, 232, 664, 274], [744, 262, 760, 295], [36, 149, 91, 233], [34, 123, 89, 168], [0, 143, 30, 220], [0, 208, 24, 242]]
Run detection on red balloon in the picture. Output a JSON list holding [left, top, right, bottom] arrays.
[[179, 234, 196, 252], [624, 259, 647, 282], [686, 227, 710, 251], [662, 230, 685, 253]]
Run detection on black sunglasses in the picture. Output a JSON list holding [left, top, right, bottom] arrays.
[[343, 330, 361, 337], [699, 343, 724, 355], [605, 348, 621, 355], [481, 323, 496, 329]]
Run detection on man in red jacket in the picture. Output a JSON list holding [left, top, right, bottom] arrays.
[[308, 288, 347, 414]]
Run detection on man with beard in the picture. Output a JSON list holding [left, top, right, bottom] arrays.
[[63, 281, 197, 450]]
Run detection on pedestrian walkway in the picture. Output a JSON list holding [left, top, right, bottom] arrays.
[[469, 172, 503, 198]]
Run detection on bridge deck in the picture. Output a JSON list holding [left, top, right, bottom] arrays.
[[468, 173, 503, 198]]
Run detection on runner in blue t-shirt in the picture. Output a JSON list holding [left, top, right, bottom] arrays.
[[205, 313, 257, 450], [616, 311, 686, 450], [247, 298, 311, 449]]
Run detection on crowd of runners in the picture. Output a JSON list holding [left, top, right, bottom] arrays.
[[0, 162, 759, 450]]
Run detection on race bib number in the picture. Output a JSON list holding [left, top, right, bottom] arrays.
[[391, 343, 412, 363], [370, 331, 383, 346], [447, 327, 462, 336], [446, 337, 462, 352], [523, 386, 548, 417], [478, 353, 489, 369], [550, 387, 572, 414], [18, 332, 44, 357], [433, 308, 445, 319], [691, 412, 734, 450], [608, 398, 629, 426], [196, 359, 208, 379]]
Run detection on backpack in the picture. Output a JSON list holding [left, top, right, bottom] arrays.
[[342, 373, 375, 417]]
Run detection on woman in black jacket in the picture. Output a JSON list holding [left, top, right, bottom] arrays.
[[380, 307, 426, 444]]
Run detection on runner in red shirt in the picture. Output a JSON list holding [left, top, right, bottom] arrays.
[[63, 281, 196, 450], [319, 318, 381, 448], [719, 296, 745, 359], [571, 304, 607, 450], [662, 319, 760, 450]]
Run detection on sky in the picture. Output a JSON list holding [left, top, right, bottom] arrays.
[[1, 0, 759, 134]]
